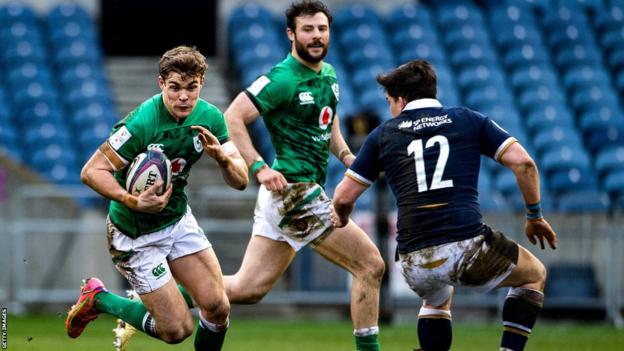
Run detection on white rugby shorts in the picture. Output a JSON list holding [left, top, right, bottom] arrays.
[[252, 183, 334, 251], [398, 229, 518, 307], [106, 207, 211, 294]]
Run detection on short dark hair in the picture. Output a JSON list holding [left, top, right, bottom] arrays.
[[158, 45, 208, 80], [285, 0, 332, 32], [376, 60, 437, 102]]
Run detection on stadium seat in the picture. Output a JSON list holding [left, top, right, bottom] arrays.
[[0, 3, 38, 24], [509, 65, 559, 92], [548, 167, 597, 194], [555, 44, 602, 70], [334, 4, 382, 29], [437, 3, 484, 29], [502, 43, 551, 70], [457, 65, 506, 91], [525, 105, 576, 132], [386, 3, 433, 33], [594, 146, 624, 177], [396, 42, 445, 64], [345, 43, 394, 68], [450, 45, 498, 68], [541, 145, 592, 175], [584, 126, 624, 154], [0, 20, 43, 44], [532, 126, 584, 154], [228, 3, 275, 32], [604, 169, 624, 196], [24, 122, 71, 148], [562, 65, 611, 92], [546, 263, 599, 300], [599, 27, 624, 54], [47, 3, 92, 27], [2, 40, 47, 66], [557, 190, 609, 213], [7, 62, 53, 85], [494, 171, 520, 197]]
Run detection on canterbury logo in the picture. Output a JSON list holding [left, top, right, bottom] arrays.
[[152, 263, 166, 278], [299, 92, 314, 105]]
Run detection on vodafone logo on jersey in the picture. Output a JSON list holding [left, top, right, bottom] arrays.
[[318, 106, 333, 130]]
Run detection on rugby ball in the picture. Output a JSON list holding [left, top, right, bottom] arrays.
[[125, 150, 172, 196]]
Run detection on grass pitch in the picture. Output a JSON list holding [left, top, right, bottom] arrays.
[[6, 314, 624, 350]]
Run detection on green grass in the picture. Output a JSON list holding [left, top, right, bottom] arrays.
[[6, 314, 624, 350]]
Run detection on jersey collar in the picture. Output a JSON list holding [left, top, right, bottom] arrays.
[[403, 98, 442, 111]]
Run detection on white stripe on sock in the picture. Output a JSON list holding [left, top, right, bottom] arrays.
[[353, 326, 379, 336]]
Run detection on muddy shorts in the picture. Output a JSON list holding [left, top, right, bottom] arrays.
[[398, 226, 519, 306], [252, 183, 334, 251], [106, 207, 211, 294]]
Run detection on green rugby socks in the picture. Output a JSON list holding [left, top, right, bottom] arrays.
[[354, 326, 381, 351], [95, 291, 158, 337]]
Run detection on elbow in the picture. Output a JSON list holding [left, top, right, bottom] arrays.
[[512, 155, 537, 176], [80, 166, 91, 186], [235, 179, 248, 191], [234, 174, 249, 191]]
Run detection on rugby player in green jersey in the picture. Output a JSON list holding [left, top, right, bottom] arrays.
[[65, 46, 248, 351], [223, 1, 385, 350]]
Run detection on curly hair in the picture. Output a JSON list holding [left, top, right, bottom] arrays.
[[285, 0, 332, 31], [158, 45, 208, 80]]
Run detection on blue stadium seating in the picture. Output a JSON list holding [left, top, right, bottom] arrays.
[[0, 3, 117, 188], [546, 263, 600, 301]]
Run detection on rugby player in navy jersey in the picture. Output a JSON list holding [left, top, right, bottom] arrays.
[[331, 60, 557, 351]]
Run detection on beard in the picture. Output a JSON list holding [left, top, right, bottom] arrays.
[[294, 36, 329, 63]]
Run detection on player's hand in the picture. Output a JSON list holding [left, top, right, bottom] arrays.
[[256, 167, 287, 192], [330, 208, 348, 228], [191, 125, 229, 164], [136, 180, 173, 213], [525, 217, 557, 250]]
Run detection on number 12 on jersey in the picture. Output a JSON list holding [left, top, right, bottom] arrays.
[[407, 135, 454, 192]]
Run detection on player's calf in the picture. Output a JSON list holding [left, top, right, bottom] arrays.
[[500, 287, 544, 351]]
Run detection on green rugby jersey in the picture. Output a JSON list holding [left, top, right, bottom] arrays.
[[245, 54, 339, 186], [107, 93, 229, 238]]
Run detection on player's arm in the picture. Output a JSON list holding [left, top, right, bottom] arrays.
[[332, 127, 381, 227], [330, 114, 355, 167], [191, 125, 248, 190], [224, 92, 287, 191], [332, 175, 368, 227], [80, 142, 172, 213], [498, 142, 557, 250]]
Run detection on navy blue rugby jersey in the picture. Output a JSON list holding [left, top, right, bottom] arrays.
[[347, 99, 515, 253]]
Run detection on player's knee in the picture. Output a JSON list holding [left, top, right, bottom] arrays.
[[199, 297, 230, 321], [363, 254, 385, 285], [160, 322, 193, 344], [532, 259, 547, 289]]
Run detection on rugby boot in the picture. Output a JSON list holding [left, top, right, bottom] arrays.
[[112, 290, 139, 351], [66, 277, 107, 338]]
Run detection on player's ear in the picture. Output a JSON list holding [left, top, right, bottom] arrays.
[[158, 75, 165, 90], [287, 27, 295, 42]]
